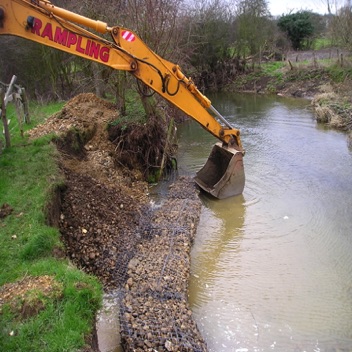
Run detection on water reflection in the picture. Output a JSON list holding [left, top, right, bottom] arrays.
[[189, 194, 246, 305], [180, 93, 352, 352]]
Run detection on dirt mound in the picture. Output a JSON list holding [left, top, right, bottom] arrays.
[[28, 93, 117, 141], [28, 93, 149, 287], [31, 93, 147, 190], [32, 93, 206, 350], [29, 93, 148, 287]]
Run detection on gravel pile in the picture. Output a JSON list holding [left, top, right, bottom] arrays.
[[120, 177, 207, 352]]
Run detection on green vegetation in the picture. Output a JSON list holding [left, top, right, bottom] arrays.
[[121, 90, 147, 123], [231, 56, 352, 106], [109, 90, 147, 131], [278, 11, 314, 50], [260, 61, 285, 75], [0, 102, 102, 352], [326, 65, 352, 83], [313, 37, 333, 50]]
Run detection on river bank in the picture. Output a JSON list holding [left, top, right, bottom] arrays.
[[1, 58, 351, 351], [231, 55, 352, 140]]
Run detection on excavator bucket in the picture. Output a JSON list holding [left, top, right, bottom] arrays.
[[194, 143, 245, 199]]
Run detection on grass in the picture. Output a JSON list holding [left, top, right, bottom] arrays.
[[109, 89, 147, 129], [260, 61, 286, 75], [313, 37, 333, 50], [0, 101, 102, 352], [326, 64, 352, 83]]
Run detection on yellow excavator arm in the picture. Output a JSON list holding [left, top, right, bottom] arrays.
[[0, 0, 245, 198]]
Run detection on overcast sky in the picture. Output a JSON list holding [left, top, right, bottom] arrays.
[[268, 0, 330, 16]]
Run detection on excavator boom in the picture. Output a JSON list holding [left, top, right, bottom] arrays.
[[0, 0, 245, 199]]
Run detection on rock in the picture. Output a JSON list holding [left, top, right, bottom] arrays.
[[165, 340, 173, 351]]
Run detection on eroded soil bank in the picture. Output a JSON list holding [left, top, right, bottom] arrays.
[[29, 93, 207, 351]]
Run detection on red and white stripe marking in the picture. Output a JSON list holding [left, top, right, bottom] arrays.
[[121, 30, 136, 42]]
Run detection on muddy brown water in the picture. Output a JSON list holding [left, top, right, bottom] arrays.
[[177, 93, 352, 351]]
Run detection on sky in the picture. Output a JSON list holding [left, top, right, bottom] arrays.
[[268, 0, 331, 16]]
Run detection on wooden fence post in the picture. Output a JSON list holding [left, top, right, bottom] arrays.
[[340, 53, 344, 67], [21, 87, 30, 124], [13, 92, 24, 137], [1, 88, 11, 148]]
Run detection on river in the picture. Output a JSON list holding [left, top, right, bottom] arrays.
[[177, 93, 352, 352]]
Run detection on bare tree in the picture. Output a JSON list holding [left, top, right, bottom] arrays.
[[234, 0, 275, 63], [329, 4, 352, 48], [117, 0, 185, 60], [175, 0, 237, 89], [320, 0, 347, 14]]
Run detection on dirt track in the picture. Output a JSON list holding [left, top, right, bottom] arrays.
[[29, 93, 207, 351], [286, 47, 350, 62]]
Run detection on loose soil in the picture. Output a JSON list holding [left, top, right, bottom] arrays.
[[0, 203, 13, 219]]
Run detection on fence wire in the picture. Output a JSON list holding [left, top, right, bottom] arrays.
[[118, 177, 207, 351]]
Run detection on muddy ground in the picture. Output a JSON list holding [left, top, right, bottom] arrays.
[[28, 93, 207, 351]]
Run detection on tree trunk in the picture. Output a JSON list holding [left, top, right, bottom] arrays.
[[92, 62, 105, 98], [115, 72, 126, 116], [159, 117, 176, 178]]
